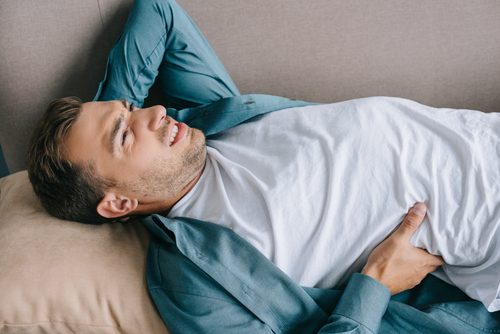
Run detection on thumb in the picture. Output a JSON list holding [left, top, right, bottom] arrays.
[[393, 202, 427, 242]]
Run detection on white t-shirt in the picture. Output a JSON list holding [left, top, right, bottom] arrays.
[[168, 96, 500, 311]]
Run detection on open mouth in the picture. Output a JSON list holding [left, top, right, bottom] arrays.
[[169, 124, 179, 146], [168, 122, 187, 147]]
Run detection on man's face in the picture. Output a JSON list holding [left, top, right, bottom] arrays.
[[65, 99, 206, 215]]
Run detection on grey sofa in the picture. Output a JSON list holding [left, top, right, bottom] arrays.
[[0, 0, 499, 333], [1, 0, 500, 174]]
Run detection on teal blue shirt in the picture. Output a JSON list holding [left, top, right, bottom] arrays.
[[142, 213, 500, 334], [141, 94, 500, 334]]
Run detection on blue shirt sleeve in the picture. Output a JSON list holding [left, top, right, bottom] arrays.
[[319, 273, 391, 333], [143, 215, 391, 334]]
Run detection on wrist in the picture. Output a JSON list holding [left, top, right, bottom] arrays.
[[361, 263, 383, 283], [361, 264, 397, 294]]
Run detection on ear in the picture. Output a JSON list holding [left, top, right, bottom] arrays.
[[96, 192, 139, 219]]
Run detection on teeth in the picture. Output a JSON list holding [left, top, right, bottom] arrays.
[[170, 125, 179, 145]]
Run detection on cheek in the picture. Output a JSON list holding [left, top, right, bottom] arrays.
[[135, 143, 177, 172], [130, 128, 197, 178], [112, 150, 158, 180]]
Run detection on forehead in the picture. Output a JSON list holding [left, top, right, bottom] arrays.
[[64, 100, 125, 163]]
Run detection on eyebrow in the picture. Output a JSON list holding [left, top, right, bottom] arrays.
[[119, 98, 128, 109], [109, 99, 128, 153]]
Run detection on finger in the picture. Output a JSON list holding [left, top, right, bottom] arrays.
[[393, 202, 427, 242], [427, 254, 445, 267], [414, 248, 445, 266]]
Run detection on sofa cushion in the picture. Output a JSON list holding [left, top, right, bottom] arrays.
[[0, 171, 169, 334]]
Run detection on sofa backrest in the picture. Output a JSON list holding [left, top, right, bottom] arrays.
[[1, 0, 499, 174], [0, 0, 134, 173]]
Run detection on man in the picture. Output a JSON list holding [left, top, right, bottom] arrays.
[[26, 0, 500, 332]]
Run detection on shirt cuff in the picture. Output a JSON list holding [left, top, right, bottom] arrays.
[[332, 273, 391, 333]]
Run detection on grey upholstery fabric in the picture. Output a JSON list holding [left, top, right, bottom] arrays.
[[179, 0, 500, 111], [1, 0, 499, 174], [0, 0, 134, 173]]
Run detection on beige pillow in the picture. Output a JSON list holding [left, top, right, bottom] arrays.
[[0, 171, 169, 334]]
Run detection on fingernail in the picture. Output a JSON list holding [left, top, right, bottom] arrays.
[[412, 203, 426, 216]]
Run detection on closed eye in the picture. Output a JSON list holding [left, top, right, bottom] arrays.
[[121, 129, 129, 145], [115, 99, 134, 149], [122, 101, 134, 146]]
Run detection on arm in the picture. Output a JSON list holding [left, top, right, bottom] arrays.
[[145, 203, 444, 334], [318, 203, 445, 333], [95, 0, 239, 109]]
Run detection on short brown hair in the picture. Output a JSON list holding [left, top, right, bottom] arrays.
[[27, 97, 114, 224]]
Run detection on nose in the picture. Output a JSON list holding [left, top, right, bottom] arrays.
[[133, 105, 167, 132]]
